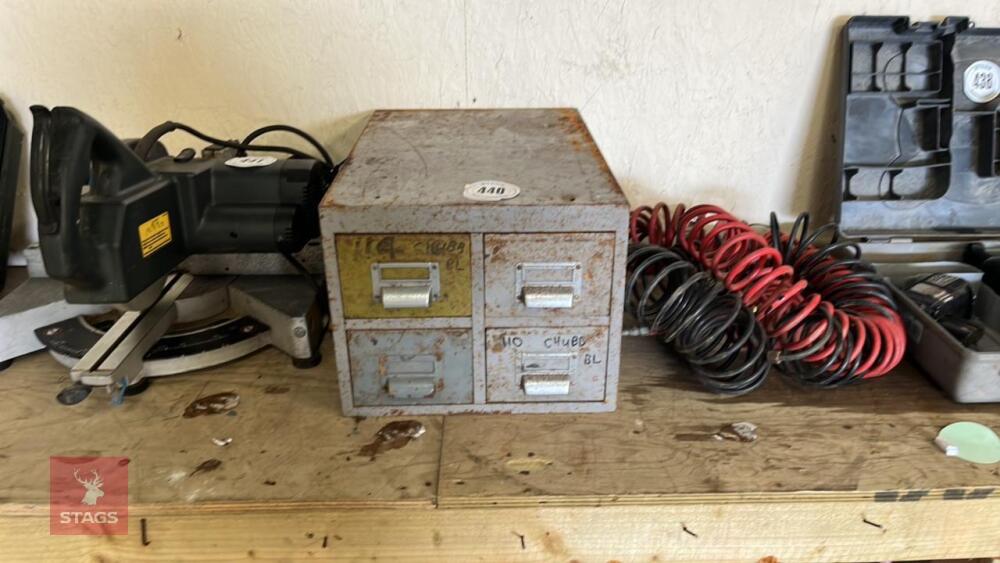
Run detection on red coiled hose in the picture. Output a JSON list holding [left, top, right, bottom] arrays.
[[629, 203, 906, 385]]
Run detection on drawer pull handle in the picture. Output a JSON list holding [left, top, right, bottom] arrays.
[[371, 262, 440, 309], [387, 376, 437, 399], [523, 286, 575, 308], [382, 285, 432, 309], [516, 262, 581, 309], [522, 374, 571, 396]]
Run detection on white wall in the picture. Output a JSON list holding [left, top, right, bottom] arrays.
[[3, 0, 999, 258]]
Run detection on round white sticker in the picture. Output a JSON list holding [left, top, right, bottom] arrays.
[[963, 60, 1000, 104], [462, 180, 521, 202], [225, 155, 278, 168]]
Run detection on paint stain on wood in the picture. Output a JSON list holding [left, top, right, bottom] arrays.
[[264, 385, 290, 394], [758, 557, 780, 563], [190, 458, 222, 476], [183, 392, 240, 417], [350, 415, 366, 436], [505, 457, 553, 472], [359, 420, 426, 460], [714, 422, 758, 442], [541, 531, 568, 557]]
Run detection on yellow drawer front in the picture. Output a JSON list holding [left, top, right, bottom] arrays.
[[337, 234, 472, 318]]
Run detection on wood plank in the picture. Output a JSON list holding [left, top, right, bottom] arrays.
[[0, 342, 442, 507], [438, 337, 1000, 506], [2, 322, 1000, 561], [1, 498, 998, 562]]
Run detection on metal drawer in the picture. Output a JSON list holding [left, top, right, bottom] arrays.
[[484, 233, 615, 319], [336, 234, 472, 318], [348, 329, 473, 406], [485, 326, 608, 402]]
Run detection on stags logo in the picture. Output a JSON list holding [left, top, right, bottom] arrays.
[[50, 456, 128, 535], [74, 469, 105, 505]]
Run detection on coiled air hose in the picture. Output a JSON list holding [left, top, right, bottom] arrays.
[[628, 202, 906, 389], [626, 242, 770, 395]]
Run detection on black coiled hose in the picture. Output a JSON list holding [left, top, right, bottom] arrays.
[[626, 243, 771, 395], [766, 212, 904, 388]]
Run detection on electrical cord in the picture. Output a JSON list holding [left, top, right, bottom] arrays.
[[629, 203, 906, 388], [626, 242, 771, 395], [868, 45, 950, 200], [133, 121, 335, 172], [240, 124, 336, 172]]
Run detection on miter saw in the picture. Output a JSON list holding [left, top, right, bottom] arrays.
[[7, 106, 335, 404]]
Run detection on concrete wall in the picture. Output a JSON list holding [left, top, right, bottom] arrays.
[[3, 0, 999, 258]]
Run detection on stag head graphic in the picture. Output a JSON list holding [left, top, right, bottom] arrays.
[[73, 468, 105, 506]]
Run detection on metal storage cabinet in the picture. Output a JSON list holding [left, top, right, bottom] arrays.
[[319, 109, 629, 415]]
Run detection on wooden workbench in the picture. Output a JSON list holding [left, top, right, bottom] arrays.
[[1, 335, 999, 562]]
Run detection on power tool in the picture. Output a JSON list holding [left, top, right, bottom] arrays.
[[14, 106, 336, 403], [30, 106, 333, 305]]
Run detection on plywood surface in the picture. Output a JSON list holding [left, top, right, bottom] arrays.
[[3, 337, 1000, 509], [0, 340, 442, 509], [1, 335, 1000, 561], [438, 339, 1000, 506]]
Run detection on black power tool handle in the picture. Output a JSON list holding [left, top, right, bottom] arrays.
[[30, 106, 157, 282]]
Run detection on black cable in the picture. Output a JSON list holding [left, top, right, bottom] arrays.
[[133, 121, 322, 166], [240, 125, 336, 171], [626, 243, 771, 395], [771, 212, 897, 307], [866, 48, 907, 199]]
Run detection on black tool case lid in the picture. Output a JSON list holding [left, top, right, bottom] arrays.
[[838, 16, 1000, 238]]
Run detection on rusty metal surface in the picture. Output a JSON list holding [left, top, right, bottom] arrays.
[[320, 108, 628, 415], [336, 234, 472, 318], [318, 108, 628, 235], [484, 233, 615, 319], [470, 234, 487, 405], [348, 329, 473, 406], [345, 318, 472, 330], [485, 326, 608, 403], [323, 206, 627, 235], [603, 231, 628, 412], [321, 108, 624, 209]]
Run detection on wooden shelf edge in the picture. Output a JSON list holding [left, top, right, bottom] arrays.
[[2, 497, 998, 562], [5, 483, 995, 517], [0, 499, 437, 517], [437, 485, 1000, 508]]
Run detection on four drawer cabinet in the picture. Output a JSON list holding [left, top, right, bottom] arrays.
[[320, 108, 629, 415]]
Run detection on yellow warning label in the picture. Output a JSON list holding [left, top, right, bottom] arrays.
[[138, 212, 172, 258]]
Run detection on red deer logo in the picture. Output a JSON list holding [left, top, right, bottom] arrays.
[[50, 456, 128, 535]]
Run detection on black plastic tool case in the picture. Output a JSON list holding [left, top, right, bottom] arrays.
[[0, 101, 23, 291], [839, 16, 1000, 402]]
